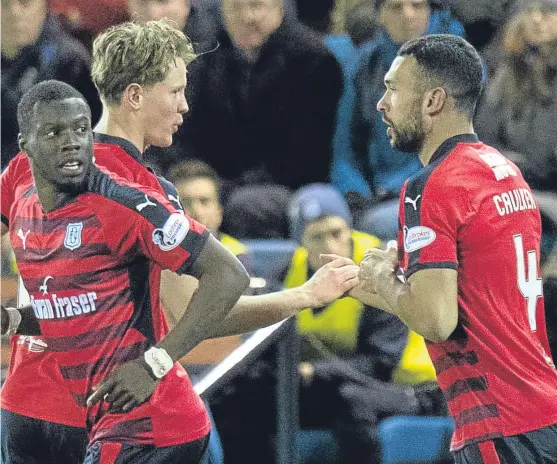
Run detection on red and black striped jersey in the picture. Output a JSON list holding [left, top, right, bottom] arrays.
[[9, 165, 210, 447], [1, 136, 210, 445], [2, 151, 87, 427], [397, 134, 557, 451]]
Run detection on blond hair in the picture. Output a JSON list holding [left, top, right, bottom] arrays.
[[92, 20, 196, 105]]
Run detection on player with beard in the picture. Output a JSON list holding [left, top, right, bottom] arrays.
[[339, 34, 557, 463]]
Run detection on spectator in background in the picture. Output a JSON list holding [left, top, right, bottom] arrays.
[[1, 0, 101, 168], [286, 184, 444, 463], [296, 0, 367, 35], [335, 0, 463, 240], [127, 0, 219, 49], [179, 0, 342, 190], [222, 184, 293, 239], [296, 0, 336, 34], [169, 160, 251, 268], [475, 1, 557, 192], [49, 0, 128, 46], [435, 0, 525, 74]]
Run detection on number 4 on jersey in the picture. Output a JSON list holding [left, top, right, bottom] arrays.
[[514, 235, 543, 331]]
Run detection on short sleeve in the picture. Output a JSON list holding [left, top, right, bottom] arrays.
[[135, 206, 209, 275], [402, 173, 466, 278], [92, 179, 209, 275], [1, 153, 34, 228], [1, 165, 14, 227]]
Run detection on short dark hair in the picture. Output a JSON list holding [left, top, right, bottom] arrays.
[[398, 34, 484, 118], [17, 80, 89, 136], [169, 160, 221, 196]]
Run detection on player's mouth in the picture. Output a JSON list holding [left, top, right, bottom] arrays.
[[172, 119, 184, 134], [383, 118, 393, 137], [59, 159, 85, 177]]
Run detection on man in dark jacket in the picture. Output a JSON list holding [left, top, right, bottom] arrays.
[[178, 0, 342, 190], [1, 0, 100, 168]]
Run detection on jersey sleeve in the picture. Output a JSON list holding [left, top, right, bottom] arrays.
[[155, 174, 185, 213], [1, 157, 21, 228], [95, 182, 209, 275], [1, 166, 14, 228], [403, 173, 470, 278]]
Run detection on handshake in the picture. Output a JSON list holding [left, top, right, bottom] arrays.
[[303, 240, 400, 308]]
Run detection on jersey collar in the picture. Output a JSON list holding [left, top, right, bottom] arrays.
[[429, 133, 480, 165], [93, 133, 143, 163]]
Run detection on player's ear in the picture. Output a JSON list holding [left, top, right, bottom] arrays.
[[18, 133, 29, 156], [423, 87, 446, 116], [123, 83, 143, 111]]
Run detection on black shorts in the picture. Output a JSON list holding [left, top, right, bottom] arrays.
[[1, 409, 88, 464], [454, 423, 557, 464], [83, 434, 209, 464]]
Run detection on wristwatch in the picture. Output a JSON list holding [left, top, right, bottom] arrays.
[[144, 347, 174, 379]]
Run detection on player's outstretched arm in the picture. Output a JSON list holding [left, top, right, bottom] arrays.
[[210, 257, 360, 337], [356, 245, 458, 342], [1, 304, 41, 336]]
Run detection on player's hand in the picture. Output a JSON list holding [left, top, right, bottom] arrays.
[[301, 255, 360, 307], [358, 241, 398, 294], [87, 359, 160, 412]]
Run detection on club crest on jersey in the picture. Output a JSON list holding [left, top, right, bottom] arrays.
[[403, 226, 436, 253], [152, 213, 189, 251], [64, 222, 83, 250]]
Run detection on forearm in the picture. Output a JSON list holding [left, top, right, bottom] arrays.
[[1, 304, 41, 336], [373, 275, 451, 342], [156, 267, 249, 362], [211, 287, 314, 337], [350, 285, 396, 314]]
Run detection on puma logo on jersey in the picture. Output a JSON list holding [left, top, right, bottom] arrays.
[[17, 228, 30, 250], [39, 276, 53, 295], [167, 194, 184, 212], [167, 194, 180, 205], [405, 195, 421, 211], [136, 195, 157, 212]]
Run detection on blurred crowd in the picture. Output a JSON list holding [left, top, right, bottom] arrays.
[[2, 0, 557, 462]]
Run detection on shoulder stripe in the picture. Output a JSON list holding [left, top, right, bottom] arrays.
[[87, 167, 174, 223], [87, 167, 208, 273]]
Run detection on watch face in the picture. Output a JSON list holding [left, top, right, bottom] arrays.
[[145, 348, 173, 379]]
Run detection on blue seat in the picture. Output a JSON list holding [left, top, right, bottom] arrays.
[[297, 429, 340, 464], [378, 416, 454, 464], [242, 239, 298, 291]]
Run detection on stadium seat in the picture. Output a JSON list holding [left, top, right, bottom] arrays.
[[297, 428, 340, 464], [242, 239, 298, 292], [378, 416, 454, 464]]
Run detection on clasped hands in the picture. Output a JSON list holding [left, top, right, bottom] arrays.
[[320, 240, 399, 298]]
